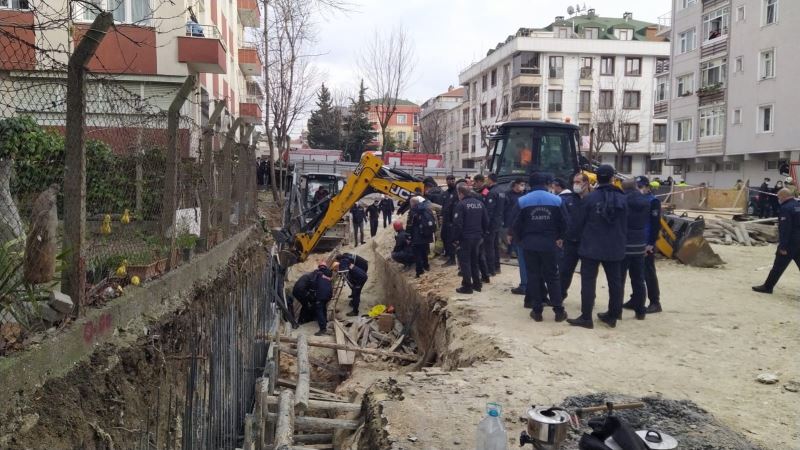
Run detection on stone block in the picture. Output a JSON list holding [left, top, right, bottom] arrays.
[[48, 290, 74, 314], [38, 304, 62, 323]]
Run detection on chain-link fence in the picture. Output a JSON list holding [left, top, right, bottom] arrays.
[[0, 14, 262, 330]]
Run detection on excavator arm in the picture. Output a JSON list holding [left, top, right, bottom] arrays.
[[285, 153, 424, 261]]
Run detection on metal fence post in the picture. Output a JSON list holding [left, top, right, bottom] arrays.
[[200, 100, 224, 250], [220, 118, 242, 238]]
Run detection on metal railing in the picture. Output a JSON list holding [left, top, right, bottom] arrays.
[[184, 23, 227, 51]]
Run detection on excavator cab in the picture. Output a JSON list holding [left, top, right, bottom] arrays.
[[488, 120, 581, 183]]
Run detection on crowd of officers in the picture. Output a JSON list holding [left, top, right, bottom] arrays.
[[426, 166, 663, 329]]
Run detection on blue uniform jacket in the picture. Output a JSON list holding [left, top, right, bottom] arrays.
[[644, 193, 661, 246], [409, 203, 436, 245], [512, 187, 567, 252], [559, 190, 582, 242], [625, 190, 650, 256], [340, 258, 368, 287], [503, 190, 524, 228], [453, 196, 489, 241], [575, 184, 628, 262], [778, 198, 800, 256], [485, 184, 506, 231], [351, 206, 365, 224]]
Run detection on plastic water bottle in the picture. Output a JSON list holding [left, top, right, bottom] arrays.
[[475, 403, 508, 450]]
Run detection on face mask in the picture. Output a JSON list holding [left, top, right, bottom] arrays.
[[573, 184, 584, 194]]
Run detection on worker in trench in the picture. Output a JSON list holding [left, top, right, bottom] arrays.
[[390, 220, 415, 268], [290, 262, 334, 336], [334, 254, 369, 317], [752, 188, 800, 294], [408, 196, 437, 277]]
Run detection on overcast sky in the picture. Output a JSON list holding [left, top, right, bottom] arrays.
[[310, 0, 671, 105]]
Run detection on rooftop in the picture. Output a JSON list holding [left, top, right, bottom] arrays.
[[368, 98, 419, 107]]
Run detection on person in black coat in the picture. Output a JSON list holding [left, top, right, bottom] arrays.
[[391, 220, 415, 267], [337, 254, 368, 316], [350, 204, 366, 245], [335, 252, 369, 273], [423, 177, 445, 206], [623, 176, 663, 314], [619, 179, 650, 320], [408, 196, 436, 277], [567, 164, 628, 329], [484, 173, 506, 274], [380, 196, 395, 228], [453, 183, 489, 294], [440, 175, 458, 266], [512, 172, 568, 322], [291, 264, 334, 336], [753, 189, 800, 293], [367, 199, 381, 237], [758, 178, 771, 218], [551, 176, 581, 298]]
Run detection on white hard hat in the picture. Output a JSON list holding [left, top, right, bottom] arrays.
[[786, 177, 793, 184]]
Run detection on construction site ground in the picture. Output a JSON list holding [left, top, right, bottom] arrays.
[[309, 222, 799, 449]]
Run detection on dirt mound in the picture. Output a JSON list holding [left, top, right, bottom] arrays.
[[559, 393, 765, 450]]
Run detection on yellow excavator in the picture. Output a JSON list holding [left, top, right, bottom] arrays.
[[279, 120, 719, 267], [276, 152, 425, 262]]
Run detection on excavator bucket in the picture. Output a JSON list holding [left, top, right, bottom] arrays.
[[658, 213, 724, 267]]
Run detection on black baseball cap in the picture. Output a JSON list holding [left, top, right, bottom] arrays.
[[596, 164, 615, 181], [635, 176, 650, 187]]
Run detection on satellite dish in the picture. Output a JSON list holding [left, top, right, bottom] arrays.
[[567, 5, 575, 15]]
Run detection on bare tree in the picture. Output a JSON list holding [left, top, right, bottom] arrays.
[[419, 110, 446, 154], [590, 79, 639, 171], [474, 82, 509, 167], [359, 26, 416, 152]]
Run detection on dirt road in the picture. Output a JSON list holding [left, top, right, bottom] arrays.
[[360, 230, 799, 449]]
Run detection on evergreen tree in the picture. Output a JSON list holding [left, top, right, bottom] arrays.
[[342, 80, 378, 161], [307, 84, 340, 149]]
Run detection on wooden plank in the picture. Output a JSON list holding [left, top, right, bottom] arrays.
[[266, 413, 360, 431], [277, 379, 349, 402], [293, 434, 334, 445], [275, 390, 295, 449], [262, 335, 418, 362], [243, 413, 255, 450], [264, 396, 361, 413], [295, 335, 310, 414], [279, 346, 348, 377], [332, 323, 355, 365]]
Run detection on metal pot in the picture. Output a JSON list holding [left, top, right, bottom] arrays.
[[525, 406, 571, 446]]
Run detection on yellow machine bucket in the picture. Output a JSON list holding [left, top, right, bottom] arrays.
[[656, 213, 723, 267]]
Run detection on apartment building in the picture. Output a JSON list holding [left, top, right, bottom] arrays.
[[458, 10, 671, 175], [0, 0, 263, 156], [665, 0, 798, 186], [367, 99, 420, 151], [419, 86, 465, 167]]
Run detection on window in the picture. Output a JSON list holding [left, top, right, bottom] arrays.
[[598, 122, 613, 141], [556, 27, 570, 38], [584, 27, 599, 39], [675, 118, 693, 142], [490, 99, 497, 117], [677, 73, 694, 97], [733, 108, 742, 124], [413, 113, 419, 125], [616, 29, 633, 40], [471, 82, 477, 100], [623, 90, 641, 109], [680, 0, 697, 10], [580, 57, 593, 79], [653, 124, 667, 142], [480, 103, 487, 120], [764, 0, 778, 25], [758, 105, 774, 132], [699, 107, 726, 137], [397, 131, 407, 143], [461, 134, 469, 153], [656, 76, 669, 102], [471, 108, 476, 126], [620, 156, 633, 174], [501, 95, 509, 116], [482, 74, 488, 91], [471, 135, 476, 153], [723, 161, 741, 171], [0, 0, 29, 9], [548, 90, 563, 113], [656, 57, 670, 74], [413, 131, 420, 143], [490, 69, 497, 87], [462, 109, 469, 128], [646, 157, 664, 175], [579, 123, 590, 137], [600, 56, 615, 75], [624, 124, 639, 142], [599, 90, 614, 109], [735, 56, 743, 72], [760, 49, 775, 79], [549, 56, 564, 78], [396, 114, 407, 124], [462, 159, 475, 169], [579, 90, 591, 113], [512, 86, 540, 109], [765, 160, 779, 170], [737, 5, 745, 21], [700, 57, 727, 87], [502, 64, 510, 85], [83, 0, 151, 23], [625, 57, 642, 76], [679, 29, 696, 54], [518, 52, 541, 74], [702, 7, 730, 41]]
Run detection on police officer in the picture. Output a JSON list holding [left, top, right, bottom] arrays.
[[453, 183, 489, 294], [752, 188, 800, 293], [624, 176, 663, 313], [367, 199, 381, 237], [513, 172, 568, 322], [291, 263, 334, 336], [484, 173, 506, 274], [335, 252, 369, 273], [567, 164, 627, 329], [472, 175, 493, 280], [391, 220, 415, 267], [551, 177, 581, 299], [505, 179, 527, 295], [409, 196, 436, 277], [351, 203, 366, 245], [336, 254, 368, 317], [423, 177, 445, 206], [620, 179, 649, 320], [380, 195, 395, 228], [440, 175, 458, 266]]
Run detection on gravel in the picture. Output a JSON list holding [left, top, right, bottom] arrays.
[[558, 393, 765, 450]]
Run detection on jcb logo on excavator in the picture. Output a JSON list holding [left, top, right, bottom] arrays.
[[390, 185, 413, 200]]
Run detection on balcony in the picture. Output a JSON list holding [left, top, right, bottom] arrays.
[[240, 98, 263, 124], [654, 102, 668, 118], [697, 84, 726, 106], [511, 73, 542, 87], [509, 109, 542, 121], [579, 67, 593, 86], [178, 24, 227, 74], [246, 80, 264, 100], [238, 43, 263, 77], [237, 0, 261, 28]]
